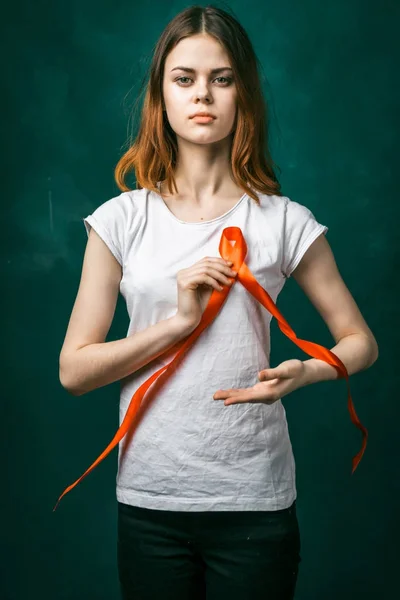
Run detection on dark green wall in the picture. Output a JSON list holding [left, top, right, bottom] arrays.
[[3, 1, 397, 598]]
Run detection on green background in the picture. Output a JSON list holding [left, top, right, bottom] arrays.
[[3, 1, 398, 598]]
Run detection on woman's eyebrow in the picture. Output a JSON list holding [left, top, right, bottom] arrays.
[[170, 66, 233, 74]]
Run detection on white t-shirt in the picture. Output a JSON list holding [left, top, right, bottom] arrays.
[[83, 186, 328, 511]]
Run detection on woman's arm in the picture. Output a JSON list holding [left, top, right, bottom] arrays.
[[291, 232, 379, 384], [299, 333, 378, 387], [59, 229, 192, 397]]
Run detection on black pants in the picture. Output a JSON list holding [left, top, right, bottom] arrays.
[[117, 499, 301, 600]]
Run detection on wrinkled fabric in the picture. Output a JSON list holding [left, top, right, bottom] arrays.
[[75, 187, 329, 511]]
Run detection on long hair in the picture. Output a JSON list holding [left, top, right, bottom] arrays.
[[114, 4, 282, 205]]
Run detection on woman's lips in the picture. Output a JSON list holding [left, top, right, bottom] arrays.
[[192, 116, 215, 123]]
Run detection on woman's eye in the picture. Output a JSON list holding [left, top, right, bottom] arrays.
[[176, 77, 191, 85], [175, 76, 232, 86]]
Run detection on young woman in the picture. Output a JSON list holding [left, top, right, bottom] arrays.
[[59, 5, 378, 600]]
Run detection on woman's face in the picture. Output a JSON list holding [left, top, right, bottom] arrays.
[[162, 34, 238, 145]]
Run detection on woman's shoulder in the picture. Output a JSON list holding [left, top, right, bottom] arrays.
[[255, 191, 316, 217], [91, 188, 145, 215], [251, 190, 289, 213]]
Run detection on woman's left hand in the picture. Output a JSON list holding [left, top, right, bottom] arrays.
[[213, 359, 306, 406]]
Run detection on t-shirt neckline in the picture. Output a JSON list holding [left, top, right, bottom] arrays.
[[150, 185, 248, 226]]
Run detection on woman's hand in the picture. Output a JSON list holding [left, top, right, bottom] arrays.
[[175, 256, 237, 331], [213, 359, 306, 406]]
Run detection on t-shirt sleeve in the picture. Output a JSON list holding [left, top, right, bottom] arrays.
[[82, 193, 128, 266], [281, 197, 329, 279]]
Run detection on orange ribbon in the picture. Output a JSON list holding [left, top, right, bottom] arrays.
[[53, 226, 368, 511]]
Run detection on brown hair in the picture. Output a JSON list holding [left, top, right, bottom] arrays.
[[114, 4, 282, 205]]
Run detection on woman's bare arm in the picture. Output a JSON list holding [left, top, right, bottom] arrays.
[[59, 229, 193, 396]]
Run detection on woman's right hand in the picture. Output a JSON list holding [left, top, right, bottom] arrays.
[[175, 256, 237, 331]]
